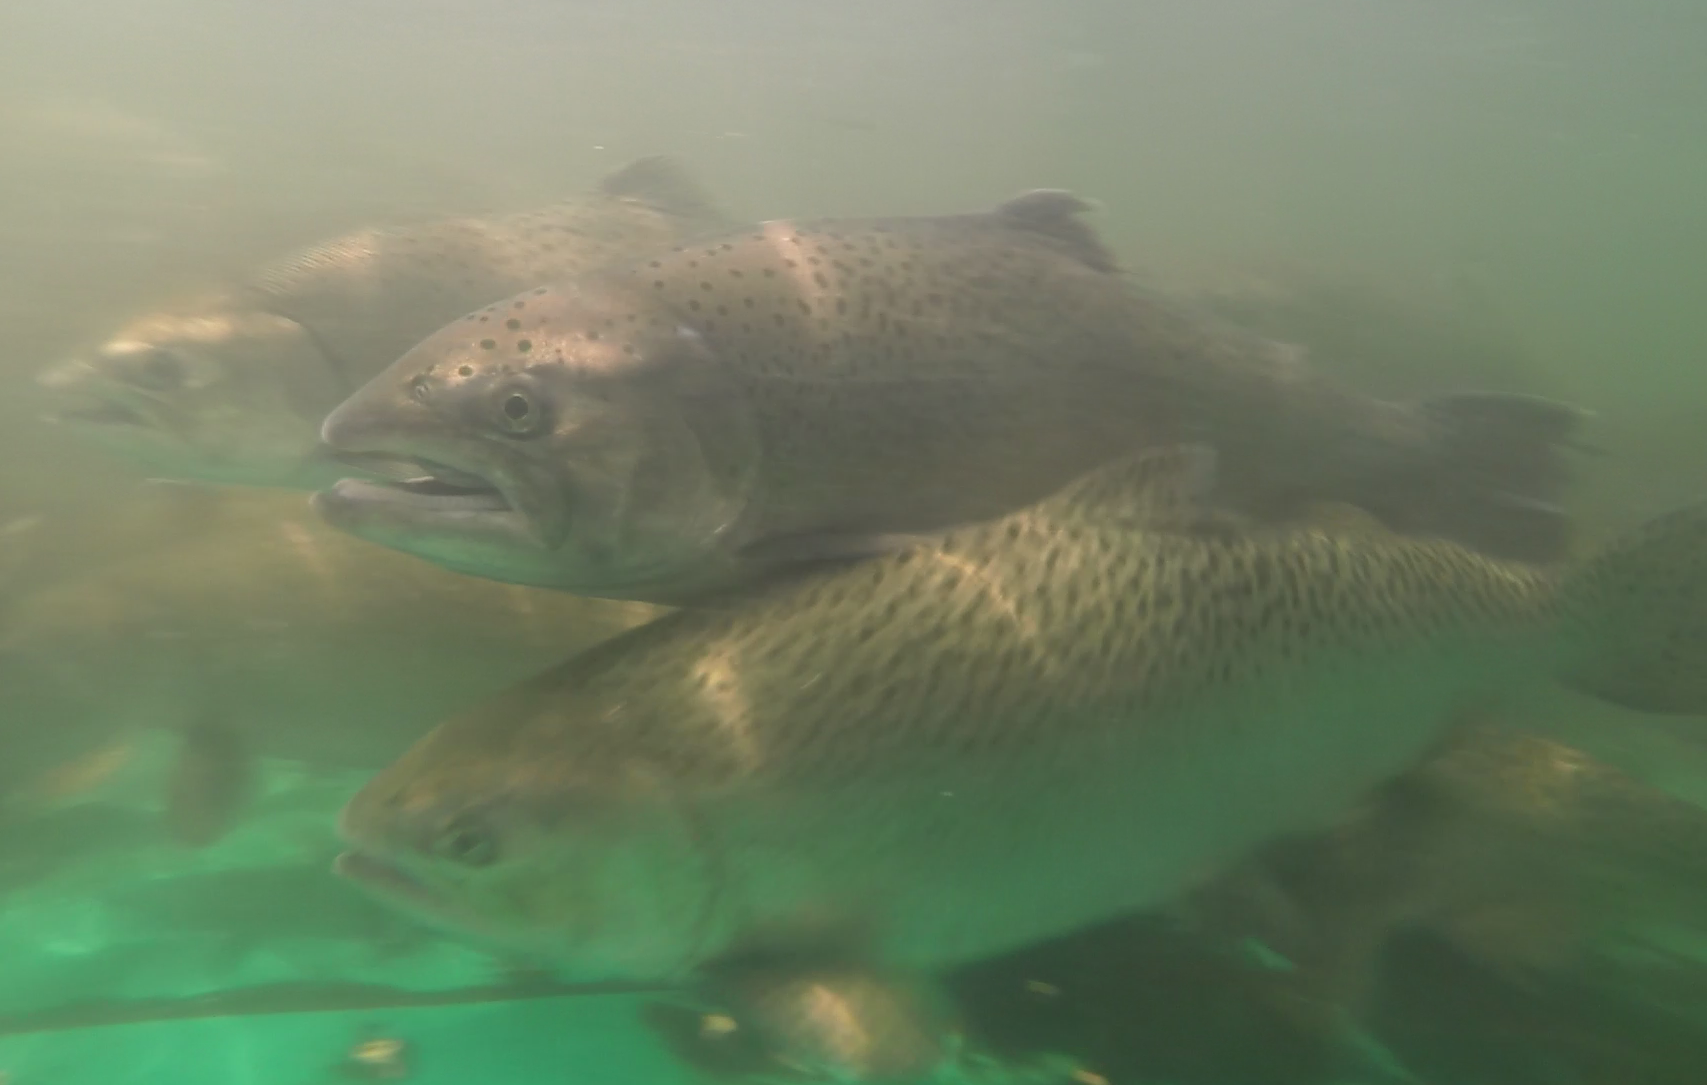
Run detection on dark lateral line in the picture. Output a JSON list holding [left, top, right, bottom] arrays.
[[0, 977, 673, 1037]]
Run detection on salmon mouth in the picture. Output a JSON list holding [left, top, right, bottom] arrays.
[[313, 445, 571, 554], [334, 850, 537, 952], [327, 452, 515, 513], [333, 850, 483, 929], [334, 850, 445, 907]]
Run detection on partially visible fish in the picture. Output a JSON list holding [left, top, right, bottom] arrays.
[[0, 486, 663, 830], [333, 445, 1706, 991], [0, 478, 367, 616], [657, 962, 967, 1085], [732, 729, 1707, 1085], [647, 959, 1088, 1085], [37, 156, 730, 489], [1172, 725, 1707, 1078], [339, 1035, 413, 1082], [163, 715, 254, 848], [1375, 731, 1707, 990], [315, 190, 1587, 605], [5, 738, 135, 815]]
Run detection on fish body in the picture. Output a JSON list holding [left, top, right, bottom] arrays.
[[1372, 732, 1707, 984], [663, 961, 974, 1085], [1189, 725, 1707, 1016], [652, 730, 1707, 1085], [0, 487, 662, 817], [1196, 727, 1707, 1084], [38, 156, 729, 489], [334, 448, 1705, 985], [316, 191, 1586, 605], [164, 716, 255, 847]]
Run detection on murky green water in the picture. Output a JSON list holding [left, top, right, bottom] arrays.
[[3, 1, 1706, 1082]]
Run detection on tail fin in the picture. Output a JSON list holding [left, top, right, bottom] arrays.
[[1559, 501, 1707, 715], [1353, 392, 1592, 564]]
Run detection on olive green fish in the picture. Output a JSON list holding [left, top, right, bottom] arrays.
[[37, 156, 729, 488], [333, 445, 1705, 989], [315, 190, 1586, 605]]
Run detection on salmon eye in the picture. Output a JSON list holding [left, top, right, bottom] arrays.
[[492, 383, 549, 438], [433, 815, 498, 866]]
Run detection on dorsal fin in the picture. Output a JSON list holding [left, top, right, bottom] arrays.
[[1286, 501, 1397, 539], [992, 189, 1120, 273], [1039, 445, 1231, 534], [597, 155, 726, 225]]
